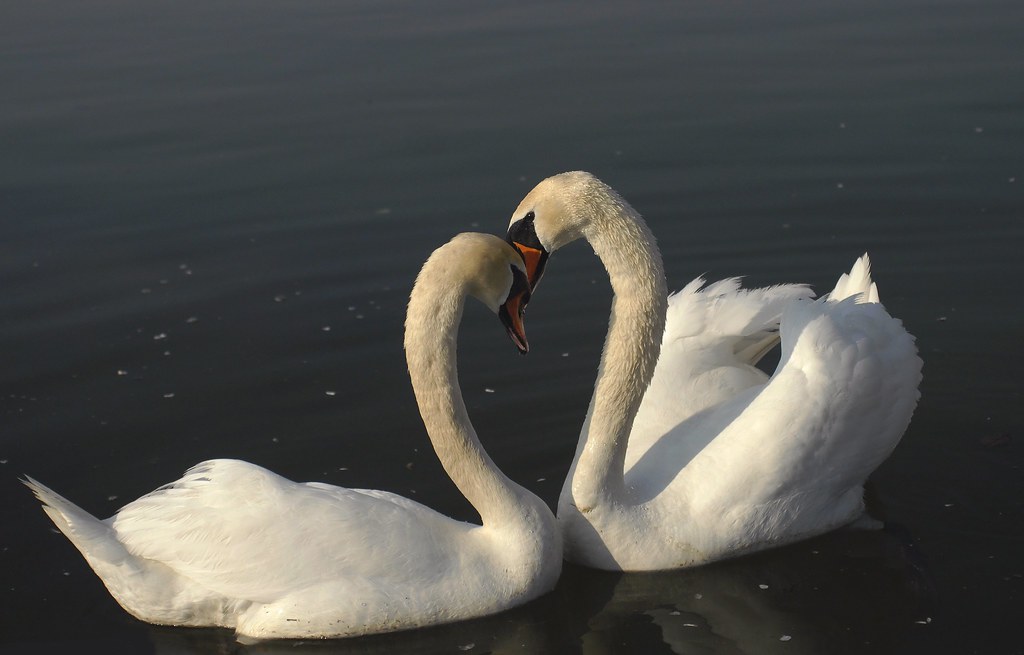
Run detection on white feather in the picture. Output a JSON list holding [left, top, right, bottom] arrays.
[[508, 172, 922, 571], [26, 233, 561, 639]]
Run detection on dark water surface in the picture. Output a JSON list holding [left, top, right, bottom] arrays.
[[2, 1, 1021, 653]]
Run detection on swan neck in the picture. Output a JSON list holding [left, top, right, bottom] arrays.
[[573, 201, 668, 504], [404, 278, 534, 528]]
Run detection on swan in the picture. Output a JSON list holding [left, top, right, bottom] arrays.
[[505, 171, 922, 571], [24, 232, 562, 639]]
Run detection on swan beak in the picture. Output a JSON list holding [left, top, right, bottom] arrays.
[[510, 242, 548, 292], [499, 289, 530, 354]]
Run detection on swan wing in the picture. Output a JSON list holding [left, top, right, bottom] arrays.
[[112, 459, 460, 602], [627, 277, 811, 466], [673, 285, 921, 542]]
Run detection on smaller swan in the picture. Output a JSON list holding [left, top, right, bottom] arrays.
[[505, 172, 922, 571], [25, 233, 561, 640]]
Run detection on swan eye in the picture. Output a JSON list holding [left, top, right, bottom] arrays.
[[524, 211, 535, 222]]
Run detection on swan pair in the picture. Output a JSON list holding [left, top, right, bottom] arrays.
[[26, 172, 921, 639]]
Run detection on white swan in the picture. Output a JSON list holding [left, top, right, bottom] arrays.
[[24, 233, 561, 639], [505, 171, 922, 571]]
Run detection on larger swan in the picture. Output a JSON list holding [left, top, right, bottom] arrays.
[[505, 171, 922, 571], [25, 233, 561, 639]]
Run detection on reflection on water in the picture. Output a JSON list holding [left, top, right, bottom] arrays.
[[134, 516, 929, 655], [564, 527, 931, 655]]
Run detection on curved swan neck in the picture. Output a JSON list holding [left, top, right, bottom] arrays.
[[403, 269, 532, 529], [572, 194, 668, 504]]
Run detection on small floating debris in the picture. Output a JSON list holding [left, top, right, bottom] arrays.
[[694, 593, 703, 599], [669, 610, 681, 616], [780, 635, 792, 642], [153, 333, 167, 341], [457, 643, 475, 651], [562, 352, 570, 357], [117, 370, 128, 376], [186, 316, 199, 324], [915, 617, 933, 625], [274, 295, 287, 303], [484, 388, 495, 393], [979, 433, 1011, 448], [325, 391, 337, 397], [758, 584, 769, 590], [163, 393, 175, 399], [322, 326, 332, 332]]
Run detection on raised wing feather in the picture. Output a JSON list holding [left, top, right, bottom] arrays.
[[627, 277, 812, 463]]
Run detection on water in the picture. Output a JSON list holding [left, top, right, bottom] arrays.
[[2, 0, 1021, 652]]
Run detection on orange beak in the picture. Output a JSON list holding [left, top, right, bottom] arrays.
[[499, 288, 529, 354], [512, 242, 547, 291]]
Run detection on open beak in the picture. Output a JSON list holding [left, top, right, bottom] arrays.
[[499, 286, 530, 354]]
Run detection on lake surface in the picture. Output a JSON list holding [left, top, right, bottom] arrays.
[[2, 0, 1021, 653]]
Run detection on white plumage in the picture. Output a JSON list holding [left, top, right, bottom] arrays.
[[506, 172, 922, 571], [26, 233, 561, 639]]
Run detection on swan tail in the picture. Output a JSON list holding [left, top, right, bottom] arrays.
[[23, 476, 131, 566], [25, 475, 244, 627], [827, 253, 880, 304]]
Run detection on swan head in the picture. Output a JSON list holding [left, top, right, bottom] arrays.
[[430, 233, 533, 354], [505, 171, 618, 292]]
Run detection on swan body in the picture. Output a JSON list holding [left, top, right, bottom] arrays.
[[26, 233, 561, 639], [506, 172, 922, 571]]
